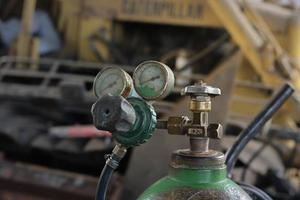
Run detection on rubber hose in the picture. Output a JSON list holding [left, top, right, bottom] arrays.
[[225, 83, 294, 174], [95, 164, 114, 200]]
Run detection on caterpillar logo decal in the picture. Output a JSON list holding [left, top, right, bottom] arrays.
[[122, 0, 203, 20]]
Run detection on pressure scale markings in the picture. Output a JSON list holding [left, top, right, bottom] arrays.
[[133, 61, 175, 100], [93, 67, 133, 98]]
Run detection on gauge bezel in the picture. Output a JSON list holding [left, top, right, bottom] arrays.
[[93, 67, 133, 98], [133, 61, 174, 100]]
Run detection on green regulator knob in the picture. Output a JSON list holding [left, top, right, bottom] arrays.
[[92, 95, 157, 148]]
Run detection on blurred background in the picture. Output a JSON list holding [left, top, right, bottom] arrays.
[[1, 0, 300, 199]]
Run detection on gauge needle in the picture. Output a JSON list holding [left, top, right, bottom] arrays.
[[141, 75, 160, 84], [102, 80, 117, 92]]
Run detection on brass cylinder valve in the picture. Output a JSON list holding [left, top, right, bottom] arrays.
[[166, 81, 222, 153]]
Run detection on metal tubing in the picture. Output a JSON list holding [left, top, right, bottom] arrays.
[[225, 83, 294, 175]]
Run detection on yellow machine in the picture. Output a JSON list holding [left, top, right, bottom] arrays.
[[54, 0, 300, 130]]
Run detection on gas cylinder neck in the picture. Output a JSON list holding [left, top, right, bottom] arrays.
[[170, 149, 226, 170]]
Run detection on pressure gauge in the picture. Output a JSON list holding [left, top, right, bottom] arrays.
[[93, 67, 133, 98], [133, 61, 175, 100]]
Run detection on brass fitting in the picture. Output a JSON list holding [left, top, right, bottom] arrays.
[[167, 116, 189, 135], [112, 144, 127, 159], [189, 100, 211, 112]]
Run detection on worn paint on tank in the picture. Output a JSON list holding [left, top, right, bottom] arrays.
[[138, 167, 251, 200]]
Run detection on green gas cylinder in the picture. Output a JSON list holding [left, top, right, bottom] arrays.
[[138, 150, 251, 200]]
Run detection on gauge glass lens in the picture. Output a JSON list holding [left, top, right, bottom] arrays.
[[93, 68, 126, 97], [134, 61, 168, 99]]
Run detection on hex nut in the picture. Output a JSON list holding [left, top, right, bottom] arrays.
[[208, 123, 223, 139]]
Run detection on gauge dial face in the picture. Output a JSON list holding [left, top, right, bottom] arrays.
[[93, 67, 132, 98], [133, 61, 174, 100]]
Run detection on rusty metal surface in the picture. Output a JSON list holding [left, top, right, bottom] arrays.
[[0, 159, 97, 200], [0, 159, 123, 200]]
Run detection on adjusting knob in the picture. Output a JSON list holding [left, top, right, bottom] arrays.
[[91, 94, 136, 133]]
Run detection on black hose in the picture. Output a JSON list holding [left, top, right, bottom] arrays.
[[95, 164, 114, 200], [95, 152, 122, 200], [238, 182, 273, 200], [225, 83, 294, 175]]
